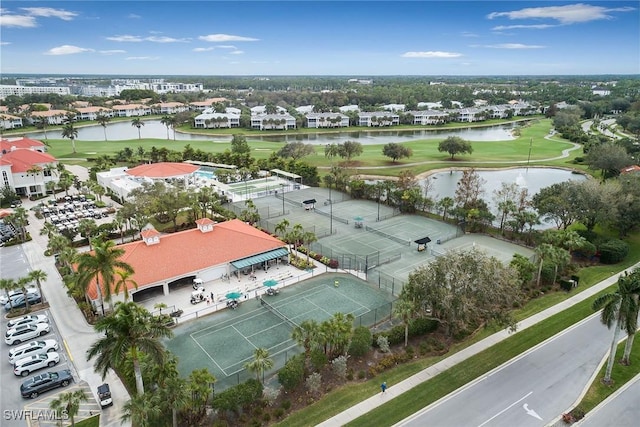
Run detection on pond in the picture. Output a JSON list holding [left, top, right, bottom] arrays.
[[25, 120, 519, 145], [421, 167, 589, 229]]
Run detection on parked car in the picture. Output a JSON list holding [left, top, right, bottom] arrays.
[[14, 352, 60, 376], [0, 287, 37, 305], [20, 369, 73, 398], [9, 339, 59, 364], [97, 383, 113, 408], [7, 314, 49, 329], [5, 323, 50, 345], [4, 293, 42, 311]]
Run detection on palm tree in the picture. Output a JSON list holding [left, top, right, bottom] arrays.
[[49, 389, 87, 427], [97, 114, 111, 141], [121, 393, 162, 427], [291, 319, 320, 374], [286, 223, 304, 253], [0, 278, 18, 311], [26, 165, 43, 197], [28, 270, 47, 304], [131, 118, 145, 139], [77, 218, 98, 250], [154, 302, 168, 316], [40, 221, 58, 239], [18, 276, 33, 311], [244, 347, 274, 384], [160, 115, 172, 139], [75, 238, 134, 315], [621, 268, 640, 364], [534, 243, 556, 287], [87, 301, 173, 395], [393, 298, 417, 347], [302, 231, 318, 264], [592, 273, 640, 383], [61, 121, 78, 154], [274, 218, 290, 239], [7, 207, 28, 243], [113, 270, 138, 302]]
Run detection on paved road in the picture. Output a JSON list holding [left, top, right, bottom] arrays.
[[1, 196, 130, 427], [397, 313, 611, 427], [577, 374, 640, 427]]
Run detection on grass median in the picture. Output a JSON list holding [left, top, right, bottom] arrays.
[[276, 234, 640, 427]]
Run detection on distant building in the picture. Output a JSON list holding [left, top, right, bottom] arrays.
[[306, 112, 349, 128], [0, 85, 70, 100], [358, 112, 400, 127]]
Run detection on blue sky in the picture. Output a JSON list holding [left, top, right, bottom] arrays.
[[1, 1, 638, 76]]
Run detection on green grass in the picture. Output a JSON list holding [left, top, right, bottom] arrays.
[[75, 414, 100, 427], [577, 333, 640, 414], [275, 233, 640, 427]]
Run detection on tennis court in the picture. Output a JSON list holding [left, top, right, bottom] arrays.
[[164, 273, 395, 390]]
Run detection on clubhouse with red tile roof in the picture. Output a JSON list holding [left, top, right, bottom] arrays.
[[85, 218, 289, 311], [0, 137, 59, 197]]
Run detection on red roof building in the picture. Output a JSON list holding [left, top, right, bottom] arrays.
[[126, 162, 199, 179], [0, 140, 58, 197], [85, 219, 289, 304]]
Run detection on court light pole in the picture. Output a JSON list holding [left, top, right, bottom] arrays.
[[280, 183, 285, 215], [327, 179, 333, 235]]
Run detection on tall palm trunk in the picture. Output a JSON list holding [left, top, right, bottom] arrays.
[[622, 332, 636, 365], [604, 319, 621, 383], [132, 348, 145, 395]]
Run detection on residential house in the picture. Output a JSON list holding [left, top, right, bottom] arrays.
[[189, 98, 229, 111], [193, 112, 241, 129], [295, 105, 315, 114], [111, 104, 152, 117], [592, 86, 611, 96], [339, 105, 360, 113], [382, 104, 406, 112], [75, 106, 114, 121], [251, 105, 288, 116], [358, 111, 400, 127], [306, 112, 349, 128], [407, 110, 449, 125], [29, 110, 69, 125], [455, 107, 485, 123], [0, 114, 24, 130], [251, 114, 296, 130], [153, 102, 190, 115], [0, 139, 59, 196]]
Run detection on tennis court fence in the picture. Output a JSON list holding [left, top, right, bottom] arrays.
[[228, 204, 290, 220], [366, 270, 406, 297], [314, 208, 350, 224]]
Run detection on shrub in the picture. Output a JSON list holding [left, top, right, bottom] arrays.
[[305, 372, 322, 395], [357, 370, 366, 379], [598, 239, 629, 264], [376, 335, 390, 353], [281, 400, 292, 411], [348, 326, 372, 357], [278, 355, 305, 391], [332, 355, 349, 380], [274, 408, 285, 418], [408, 317, 439, 336], [328, 259, 339, 269], [310, 348, 328, 371], [262, 386, 281, 406]]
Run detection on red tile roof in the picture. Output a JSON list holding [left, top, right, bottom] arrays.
[[86, 219, 287, 299], [0, 148, 57, 173], [126, 162, 199, 178], [621, 165, 640, 174], [1, 138, 46, 152]]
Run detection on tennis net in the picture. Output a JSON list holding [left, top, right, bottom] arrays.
[[364, 225, 411, 246], [260, 297, 299, 329]]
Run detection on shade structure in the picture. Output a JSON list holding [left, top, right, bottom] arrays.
[[353, 216, 364, 221], [263, 279, 278, 287], [414, 237, 432, 245], [225, 292, 242, 300], [231, 248, 289, 270]]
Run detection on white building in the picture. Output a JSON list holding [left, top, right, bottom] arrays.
[[358, 112, 400, 127], [250, 114, 296, 130], [193, 112, 241, 129], [306, 112, 349, 128], [0, 138, 58, 197], [407, 110, 449, 125], [0, 85, 70, 100]]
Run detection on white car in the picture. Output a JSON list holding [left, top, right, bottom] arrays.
[[7, 314, 49, 329], [0, 287, 38, 305], [9, 339, 59, 365], [13, 352, 60, 377], [5, 323, 50, 346]]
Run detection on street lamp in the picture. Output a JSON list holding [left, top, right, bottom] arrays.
[[376, 184, 381, 222], [526, 137, 533, 169], [280, 183, 286, 215], [327, 182, 333, 235]]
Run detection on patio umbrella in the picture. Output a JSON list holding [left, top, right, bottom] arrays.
[[263, 279, 278, 288], [225, 291, 242, 300], [353, 216, 364, 221]]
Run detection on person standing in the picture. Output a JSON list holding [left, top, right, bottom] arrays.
[[381, 381, 387, 394]]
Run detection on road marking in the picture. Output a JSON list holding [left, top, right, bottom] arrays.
[[477, 391, 532, 427], [523, 403, 542, 420], [63, 339, 73, 362]]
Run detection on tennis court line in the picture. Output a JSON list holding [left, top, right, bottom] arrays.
[[190, 333, 227, 374], [232, 324, 258, 351]]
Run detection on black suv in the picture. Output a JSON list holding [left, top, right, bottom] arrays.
[[20, 369, 73, 398]]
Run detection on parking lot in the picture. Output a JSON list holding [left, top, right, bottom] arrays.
[[37, 195, 112, 234]]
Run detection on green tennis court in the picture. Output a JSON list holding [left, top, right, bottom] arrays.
[[164, 273, 395, 390]]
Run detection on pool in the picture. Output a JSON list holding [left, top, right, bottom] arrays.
[[195, 170, 216, 180]]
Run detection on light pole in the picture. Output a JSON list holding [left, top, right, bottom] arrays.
[[527, 137, 533, 169], [327, 182, 333, 235], [376, 184, 381, 222], [280, 183, 285, 215]]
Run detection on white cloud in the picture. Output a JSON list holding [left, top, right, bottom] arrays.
[[193, 47, 215, 52], [461, 31, 479, 38], [99, 50, 126, 55], [107, 35, 144, 42], [472, 43, 545, 49], [0, 13, 37, 28], [146, 36, 189, 43], [401, 51, 462, 58], [20, 7, 77, 21], [198, 34, 259, 42], [0, 41, 11, 45], [230, 50, 244, 55], [127, 13, 141, 19], [217, 45, 237, 49], [125, 56, 159, 61], [45, 45, 94, 55], [487, 3, 636, 25], [492, 24, 556, 30], [106, 34, 189, 43]]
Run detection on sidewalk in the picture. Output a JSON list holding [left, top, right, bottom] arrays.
[[19, 195, 130, 427], [318, 263, 640, 427]]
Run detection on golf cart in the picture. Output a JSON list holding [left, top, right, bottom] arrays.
[[190, 287, 206, 304], [193, 278, 204, 290], [266, 287, 279, 296], [98, 383, 113, 408]]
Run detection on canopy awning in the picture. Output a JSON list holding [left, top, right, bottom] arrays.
[[414, 237, 432, 245], [231, 248, 289, 269], [303, 199, 317, 205]]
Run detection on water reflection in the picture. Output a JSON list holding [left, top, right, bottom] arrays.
[[422, 167, 588, 229], [25, 120, 519, 145]]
